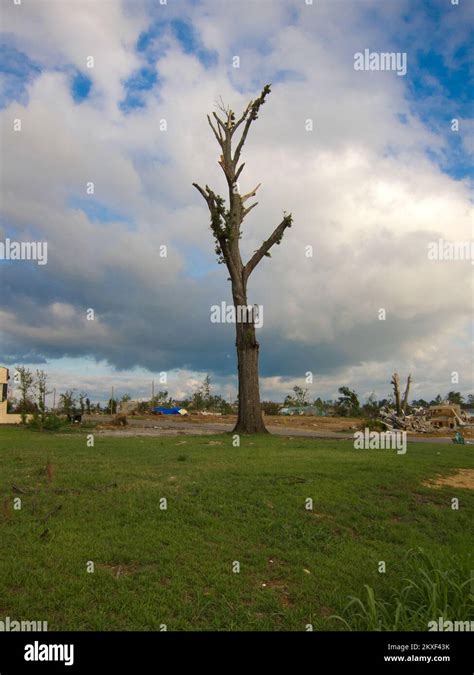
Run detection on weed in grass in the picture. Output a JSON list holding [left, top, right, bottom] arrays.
[[330, 548, 474, 630], [46, 460, 54, 483], [2, 497, 11, 521]]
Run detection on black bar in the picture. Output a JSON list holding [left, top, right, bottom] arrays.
[[0, 631, 472, 673]]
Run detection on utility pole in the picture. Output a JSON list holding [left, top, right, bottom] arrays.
[[53, 388, 56, 411], [151, 380, 155, 402]]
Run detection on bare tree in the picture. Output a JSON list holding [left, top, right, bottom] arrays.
[[59, 389, 77, 417], [391, 373, 412, 415], [78, 391, 88, 415], [401, 374, 412, 414], [36, 369, 51, 418], [391, 373, 402, 415], [193, 84, 292, 433], [15, 366, 35, 423]]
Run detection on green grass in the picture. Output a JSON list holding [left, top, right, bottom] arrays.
[[331, 548, 473, 630], [0, 428, 472, 631]]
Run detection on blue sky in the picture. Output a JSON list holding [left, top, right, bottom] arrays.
[[2, 1, 470, 176]]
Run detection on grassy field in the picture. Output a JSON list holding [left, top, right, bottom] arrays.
[[0, 427, 472, 631]]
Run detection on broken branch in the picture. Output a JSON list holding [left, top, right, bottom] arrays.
[[243, 213, 292, 281], [243, 202, 258, 218], [241, 183, 261, 203], [206, 115, 223, 146], [233, 85, 271, 165]]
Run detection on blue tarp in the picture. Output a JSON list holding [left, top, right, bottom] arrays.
[[153, 406, 182, 415]]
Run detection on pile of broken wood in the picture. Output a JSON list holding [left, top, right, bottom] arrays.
[[378, 407, 435, 433], [378, 406, 471, 433], [375, 373, 472, 434]]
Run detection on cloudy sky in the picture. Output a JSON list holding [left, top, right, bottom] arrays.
[[0, 0, 472, 405]]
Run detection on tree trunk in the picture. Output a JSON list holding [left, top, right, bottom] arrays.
[[233, 322, 267, 434], [391, 373, 401, 416], [232, 285, 267, 433], [401, 374, 412, 414]]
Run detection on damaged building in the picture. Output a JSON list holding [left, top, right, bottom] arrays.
[[0, 366, 22, 424], [428, 404, 465, 430]]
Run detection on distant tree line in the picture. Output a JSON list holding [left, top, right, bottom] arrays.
[[272, 385, 473, 418], [9, 366, 473, 422]]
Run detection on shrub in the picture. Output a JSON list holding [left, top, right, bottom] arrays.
[[261, 401, 281, 415], [359, 418, 386, 432], [27, 414, 65, 432]]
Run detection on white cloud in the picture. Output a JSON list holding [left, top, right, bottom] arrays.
[[0, 0, 471, 401]]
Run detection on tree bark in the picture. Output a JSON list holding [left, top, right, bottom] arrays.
[[232, 290, 267, 434], [391, 373, 401, 415], [401, 374, 412, 414]]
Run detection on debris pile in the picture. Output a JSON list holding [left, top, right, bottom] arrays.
[[378, 407, 433, 433], [111, 414, 128, 427], [378, 404, 472, 434]]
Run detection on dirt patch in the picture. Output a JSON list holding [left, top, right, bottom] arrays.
[[422, 469, 474, 490], [260, 579, 293, 607], [96, 561, 160, 578], [307, 511, 332, 519], [88, 413, 362, 434], [96, 562, 138, 578], [95, 427, 216, 437], [84, 413, 463, 441]]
